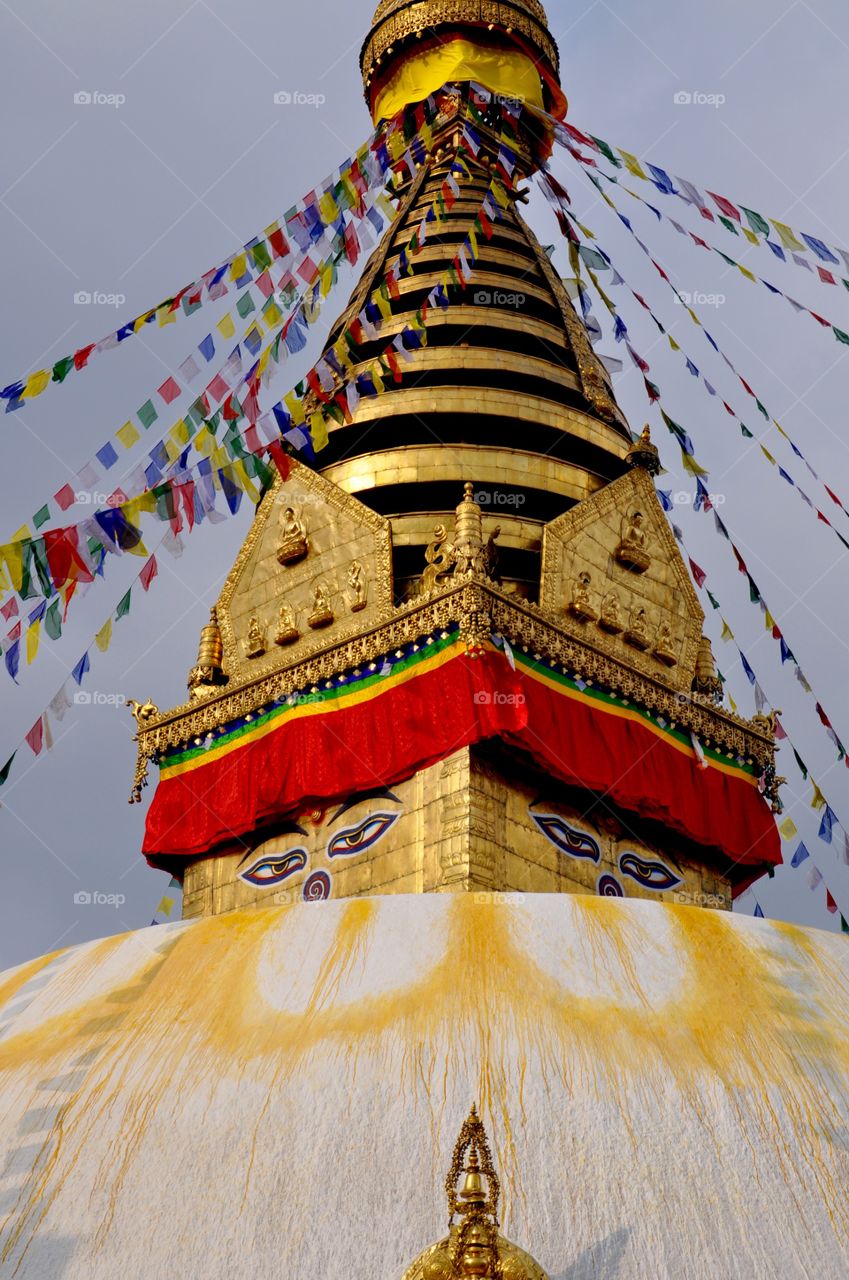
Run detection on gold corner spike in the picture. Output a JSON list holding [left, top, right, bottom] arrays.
[[401, 1104, 549, 1279]]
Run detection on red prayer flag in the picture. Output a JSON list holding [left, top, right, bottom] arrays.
[[810, 312, 831, 327], [158, 376, 181, 405], [268, 229, 288, 260], [297, 257, 320, 285], [140, 556, 158, 592], [825, 486, 843, 507], [255, 271, 273, 300], [707, 192, 741, 222], [177, 480, 195, 532], [207, 374, 230, 403], [25, 717, 44, 757], [266, 440, 290, 480], [817, 267, 837, 285], [42, 527, 94, 590], [54, 483, 76, 511], [73, 344, 96, 371], [688, 558, 707, 587], [827, 890, 838, 914], [1, 598, 19, 621]]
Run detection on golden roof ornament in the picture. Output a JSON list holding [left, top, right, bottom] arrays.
[[402, 1105, 549, 1279], [692, 635, 723, 704], [187, 607, 227, 701], [422, 484, 500, 597], [625, 424, 662, 476]]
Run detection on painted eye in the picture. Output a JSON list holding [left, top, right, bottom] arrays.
[[239, 849, 307, 888], [597, 874, 624, 898], [327, 812, 399, 859], [530, 814, 601, 863], [619, 852, 682, 892]]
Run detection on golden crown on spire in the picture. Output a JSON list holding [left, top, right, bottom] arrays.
[[401, 1105, 549, 1279]]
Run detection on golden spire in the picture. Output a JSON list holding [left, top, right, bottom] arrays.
[[401, 1104, 549, 1279]]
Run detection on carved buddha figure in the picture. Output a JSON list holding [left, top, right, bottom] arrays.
[[274, 603, 299, 646], [347, 560, 368, 612], [568, 570, 598, 623], [598, 591, 624, 634], [624, 606, 650, 651], [277, 506, 309, 565], [615, 509, 651, 573], [244, 616, 267, 659], [308, 581, 334, 629], [653, 619, 677, 666]]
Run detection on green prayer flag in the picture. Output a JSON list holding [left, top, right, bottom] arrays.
[[249, 241, 271, 273], [756, 400, 769, 420], [706, 590, 720, 611], [717, 251, 737, 267], [833, 326, 849, 346], [138, 399, 158, 430], [32, 504, 50, 530], [0, 753, 15, 787], [51, 356, 74, 384], [841, 915, 849, 935], [718, 216, 739, 236], [741, 207, 770, 237], [236, 291, 256, 319], [793, 749, 808, 779], [748, 577, 760, 604], [45, 598, 62, 640], [116, 588, 132, 619], [154, 485, 176, 522], [740, 423, 754, 439], [591, 136, 621, 167]]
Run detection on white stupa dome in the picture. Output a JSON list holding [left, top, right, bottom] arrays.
[[0, 894, 847, 1278]]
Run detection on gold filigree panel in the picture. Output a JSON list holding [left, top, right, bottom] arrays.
[[540, 467, 704, 694], [216, 460, 393, 684]]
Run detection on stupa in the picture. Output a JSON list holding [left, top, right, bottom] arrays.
[[0, 3, 847, 1278]]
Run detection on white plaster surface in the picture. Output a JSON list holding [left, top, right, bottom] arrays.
[[0, 894, 846, 1279]]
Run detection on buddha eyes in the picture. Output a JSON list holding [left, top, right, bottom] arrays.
[[239, 849, 308, 887], [530, 815, 601, 863], [327, 813, 399, 858], [618, 853, 681, 892]]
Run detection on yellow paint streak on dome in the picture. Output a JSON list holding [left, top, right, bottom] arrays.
[[0, 952, 61, 1015], [1, 899, 849, 1267]]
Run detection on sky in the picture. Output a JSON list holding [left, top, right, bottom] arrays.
[[1, 0, 848, 970]]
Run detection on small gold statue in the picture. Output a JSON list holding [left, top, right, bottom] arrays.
[[598, 592, 624, 634], [568, 571, 598, 623], [127, 697, 159, 727], [653, 619, 677, 666], [276, 506, 309, 565], [274, 603, 299, 646], [347, 560, 368, 613], [624, 606, 650, 650], [244, 616, 267, 658], [615, 509, 651, 573], [308, 581, 334, 629]]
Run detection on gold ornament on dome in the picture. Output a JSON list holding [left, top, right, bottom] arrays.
[[274, 604, 300, 647], [422, 484, 500, 597], [244, 616, 267, 659], [567, 571, 598, 623], [277, 506, 309, 566], [615, 509, 652, 573], [401, 1104, 549, 1280], [347, 560, 369, 613]]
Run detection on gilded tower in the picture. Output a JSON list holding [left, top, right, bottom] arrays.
[[131, 0, 781, 920]]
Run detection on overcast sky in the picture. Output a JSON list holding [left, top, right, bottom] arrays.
[[1, 0, 848, 970]]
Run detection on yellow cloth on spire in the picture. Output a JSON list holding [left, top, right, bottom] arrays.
[[372, 39, 546, 123]]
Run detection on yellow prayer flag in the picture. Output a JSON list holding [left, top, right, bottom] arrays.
[[668, 335, 680, 352], [309, 411, 329, 453], [687, 307, 702, 326], [737, 265, 757, 283], [720, 620, 734, 642], [727, 692, 738, 714], [217, 312, 236, 340], [619, 150, 648, 180], [284, 392, 305, 426], [116, 420, 140, 449], [320, 263, 334, 298], [171, 418, 191, 446], [742, 228, 759, 245], [371, 364, 386, 395], [257, 348, 272, 378], [230, 253, 248, 281], [156, 896, 174, 917], [772, 221, 805, 253], [764, 609, 776, 631], [157, 305, 177, 327], [375, 289, 392, 322], [95, 618, 112, 653], [811, 782, 827, 811], [263, 299, 283, 328], [760, 445, 776, 465], [0, 561, 9, 594], [318, 191, 339, 224], [233, 459, 260, 503], [24, 369, 51, 399], [26, 619, 40, 665], [3, 541, 25, 593], [779, 817, 798, 841], [163, 439, 180, 464], [492, 182, 511, 210], [681, 452, 709, 478]]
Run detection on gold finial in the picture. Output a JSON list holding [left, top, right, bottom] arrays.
[[188, 607, 227, 700], [625, 424, 662, 476], [692, 636, 723, 704]]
